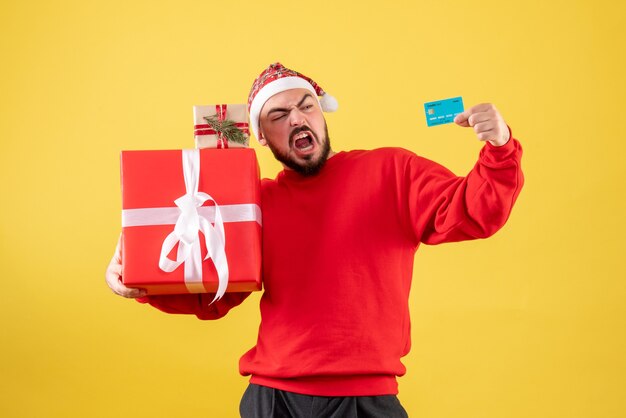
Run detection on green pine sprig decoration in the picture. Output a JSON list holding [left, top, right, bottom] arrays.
[[203, 115, 248, 145]]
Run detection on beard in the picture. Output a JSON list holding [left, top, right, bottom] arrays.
[[266, 123, 332, 176]]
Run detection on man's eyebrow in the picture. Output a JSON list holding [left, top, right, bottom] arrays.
[[266, 93, 314, 116]]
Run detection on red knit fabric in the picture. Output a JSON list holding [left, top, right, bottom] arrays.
[[138, 137, 524, 397]]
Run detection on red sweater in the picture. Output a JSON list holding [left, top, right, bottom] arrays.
[[139, 137, 523, 396]]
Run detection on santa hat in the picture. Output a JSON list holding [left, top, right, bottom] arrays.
[[247, 62, 338, 141]]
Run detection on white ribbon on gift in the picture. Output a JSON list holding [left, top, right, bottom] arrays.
[[122, 149, 262, 303]]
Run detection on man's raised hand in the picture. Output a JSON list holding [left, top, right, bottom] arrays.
[[454, 103, 510, 147]]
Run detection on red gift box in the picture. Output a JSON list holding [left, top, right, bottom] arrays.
[[120, 148, 262, 296]]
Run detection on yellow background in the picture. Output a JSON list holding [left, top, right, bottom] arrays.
[[1, 0, 624, 416]]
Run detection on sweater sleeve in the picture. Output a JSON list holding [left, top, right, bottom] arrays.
[[135, 291, 251, 320], [407, 130, 524, 245]]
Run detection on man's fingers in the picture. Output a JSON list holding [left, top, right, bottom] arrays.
[[473, 119, 503, 141], [473, 120, 498, 134], [108, 262, 121, 275], [107, 273, 147, 298], [455, 103, 499, 127], [467, 112, 492, 127], [453, 102, 509, 146], [118, 284, 147, 298], [105, 245, 147, 298], [476, 128, 497, 142], [455, 110, 489, 127]]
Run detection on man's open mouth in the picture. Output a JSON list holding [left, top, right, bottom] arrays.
[[292, 130, 315, 152]]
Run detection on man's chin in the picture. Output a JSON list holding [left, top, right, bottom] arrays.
[[275, 143, 330, 176], [278, 152, 323, 175]]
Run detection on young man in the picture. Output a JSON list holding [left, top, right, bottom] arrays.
[[106, 63, 523, 417]]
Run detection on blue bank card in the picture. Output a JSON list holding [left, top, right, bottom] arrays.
[[424, 97, 464, 127]]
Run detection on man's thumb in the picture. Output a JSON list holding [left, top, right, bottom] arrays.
[[454, 111, 470, 127]]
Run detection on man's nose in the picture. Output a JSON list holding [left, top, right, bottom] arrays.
[[289, 108, 306, 126]]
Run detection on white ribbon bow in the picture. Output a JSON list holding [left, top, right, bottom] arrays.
[[158, 149, 229, 303]]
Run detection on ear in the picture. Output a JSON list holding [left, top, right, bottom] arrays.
[[258, 131, 267, 146]]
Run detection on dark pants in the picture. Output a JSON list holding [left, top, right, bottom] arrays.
[[239, 383, 409, 418]]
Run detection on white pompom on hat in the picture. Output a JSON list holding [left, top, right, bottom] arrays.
[[247, 62, 338, 141]]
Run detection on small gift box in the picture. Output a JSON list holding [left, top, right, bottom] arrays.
[[194, 104, 250, 149], [120, 148, 262, 298]]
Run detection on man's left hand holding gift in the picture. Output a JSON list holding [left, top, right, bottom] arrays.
[[105, 235, 147, 298]]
